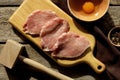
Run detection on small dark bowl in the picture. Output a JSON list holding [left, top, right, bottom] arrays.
[[108, 27, 120, 47]]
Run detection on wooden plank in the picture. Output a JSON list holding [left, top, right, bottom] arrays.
[[0, 7, 24, 42], [0, 45, 9, 80], [0, 0, 119, 6], [108, 6, 120, 27], [110, 0, 120, 5], [0, 64, 9, 79], [0, 0, 23, 5]]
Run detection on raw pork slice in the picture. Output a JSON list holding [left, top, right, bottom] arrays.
[[23, 10, 58, 35], [52, 32, 90, 58], [40, 18, 70, 51]]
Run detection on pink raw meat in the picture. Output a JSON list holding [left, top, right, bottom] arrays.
[[40, 18, 70, 51], [23, 10, 90, 59], [52, 32, 90, 58], [23, 10, 58, 35]]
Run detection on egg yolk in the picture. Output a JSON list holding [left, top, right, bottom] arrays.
[[82, 1, 95, 14]]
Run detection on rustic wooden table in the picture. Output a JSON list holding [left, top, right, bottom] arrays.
[[0, 0, 120, 80]]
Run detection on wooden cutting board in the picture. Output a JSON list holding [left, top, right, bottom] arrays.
[[9, 0, 105, 73]]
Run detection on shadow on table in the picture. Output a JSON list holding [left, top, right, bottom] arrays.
[[3, 44, 110, 80], [4, 62, 110, 80]]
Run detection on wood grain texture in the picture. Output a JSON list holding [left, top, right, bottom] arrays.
[[0, 0, 120, 6], [110, 0, 120, 5], [108, 6, 120, 27], [0, 0, 23, 5], [0, 7, 24, 42], [8, 0, 106, 73], [0, 0, 119, 5], [0, 0, 120, 79]]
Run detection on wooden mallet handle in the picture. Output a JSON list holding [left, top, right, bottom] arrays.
[[19, 55, 73, 80]]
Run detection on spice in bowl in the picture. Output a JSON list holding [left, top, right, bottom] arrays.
[[108, 27, 120, 47]]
